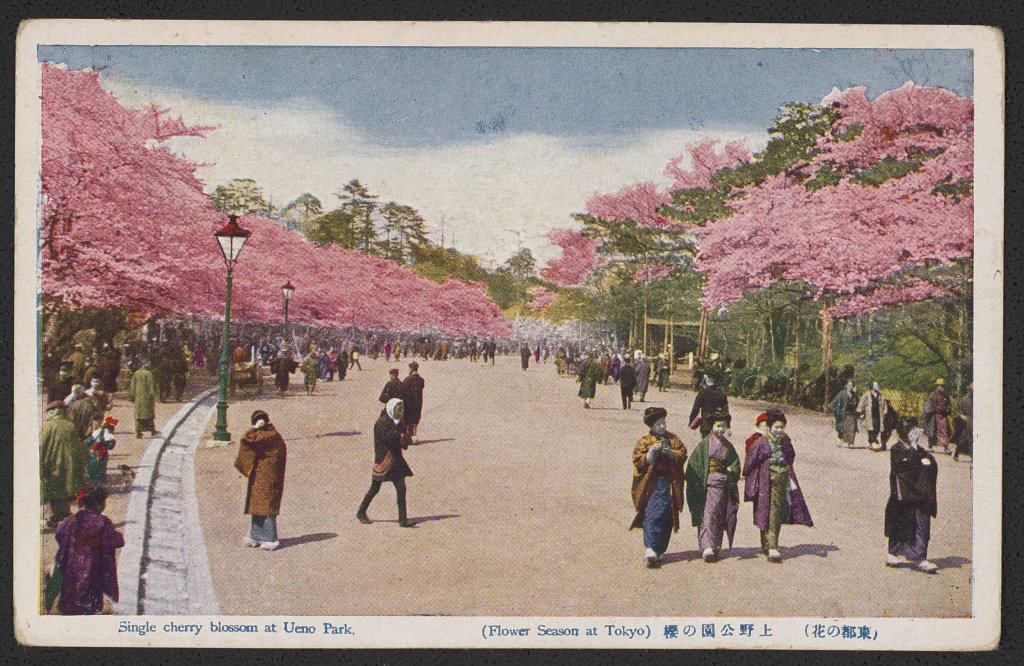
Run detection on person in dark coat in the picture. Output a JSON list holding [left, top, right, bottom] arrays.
[[47, 365, 76, 405], [234, 410, 287, 550], [920, 378, 952, 453], [953, 385, 972, 461], [53, 487, 124, 614], [95, 347, 120, 394], [885, 417, 939, 573], [269, 351, 299, 395], [357, 398, 416, 527], [520, 344, 531, 371], [618, 356, 637, 410], [742, 409, 813, 563], [379, 369, 403, 404], [577, 353, 601, 409], [400, 362, 425, 440], [335, 348, 349, 381], [829, 381, 859, 448], [688, 374, 730, 437]]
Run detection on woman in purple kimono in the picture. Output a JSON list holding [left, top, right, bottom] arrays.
[[685, 410, 741, 563], [742, 409, 813, 562], [54, 487, 124, 614]]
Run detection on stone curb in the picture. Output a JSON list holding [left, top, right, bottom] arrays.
[[115, 387, 218, 615]]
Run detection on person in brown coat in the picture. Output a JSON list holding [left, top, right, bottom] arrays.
[[234, 410, 287, 550]]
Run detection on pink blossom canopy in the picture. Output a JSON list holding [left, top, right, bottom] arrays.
[[39, 63, 512, 338], [585, 181, 676, 229], [539, 228, 603, 286]]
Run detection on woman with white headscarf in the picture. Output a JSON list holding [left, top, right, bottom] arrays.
[[357, 398, 416, 527], [884, 416, 939, 573]]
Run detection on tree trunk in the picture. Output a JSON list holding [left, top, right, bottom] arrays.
[[697, 308, 709, 362], [792, 301, 800, 397], [821, 309, 833, 411]]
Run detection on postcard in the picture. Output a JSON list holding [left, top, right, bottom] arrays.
[[14, 20, 1002, 649]]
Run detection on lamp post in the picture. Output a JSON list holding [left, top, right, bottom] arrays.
[[281, 281, 295, 353], [212, 214, 251, 442]]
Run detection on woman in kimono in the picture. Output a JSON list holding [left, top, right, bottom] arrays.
[[630, 407, 688, 568], [634, 353, 652, 402], [655, 354, 670, 392], [54, 486, 124, 614], [743, 409, 813, 562], [885, 417, 939, 573], [357, 398, 416, 527], [235, 410, 288, 550], [299, 345, 319, 395], [829, 381, 859, 448], [686, 410, 741, 562]]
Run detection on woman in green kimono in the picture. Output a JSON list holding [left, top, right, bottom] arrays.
[[685, 410, 741, 562], [300, 345, 319, 395]]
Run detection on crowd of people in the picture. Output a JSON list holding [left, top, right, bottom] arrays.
[[38, 318, 972, 614], [629, 400, 942, 576], [828, 378, 973, 461]]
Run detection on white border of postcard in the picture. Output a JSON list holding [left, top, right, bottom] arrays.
[[14, 20, 1003, 649]]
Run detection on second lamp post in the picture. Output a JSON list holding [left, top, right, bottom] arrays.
[[281, 281, 295, 353]]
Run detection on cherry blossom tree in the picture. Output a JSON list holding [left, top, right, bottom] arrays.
[[39, 63, 512, 349], [664, 138, 752, 191], [40, 62, 222, 313], [539, 229, 603, 286], [526, 286, 560, 312], [694, 83, 973, 315], [632, 263, 674, 284], [584, 181, 676, 229]]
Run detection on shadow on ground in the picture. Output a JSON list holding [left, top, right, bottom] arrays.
[[411, 438, 456, 446], [659, 543, 838, 566], [289, 431, 361, 441], [367, 514, 461, 526], [930, 556, 972, 570], [278, 532, 338, 549]]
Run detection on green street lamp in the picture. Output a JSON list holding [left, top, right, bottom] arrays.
[[281, 281, 295, 352], [212, 214, 251, 442]]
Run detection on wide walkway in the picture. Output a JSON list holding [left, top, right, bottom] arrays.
[[193, 355, 973, 618]]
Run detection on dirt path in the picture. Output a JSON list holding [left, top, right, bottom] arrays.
[[194, 356, 973, 618]]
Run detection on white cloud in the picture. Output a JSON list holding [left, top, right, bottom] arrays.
[[103, 76, 768, 266]]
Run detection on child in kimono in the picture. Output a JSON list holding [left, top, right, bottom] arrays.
[[86, 417, 117, 484]]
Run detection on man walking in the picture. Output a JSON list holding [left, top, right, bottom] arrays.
[[618, 356, 637, 410], [128, 362, 158, 439], [401, 362, 425, 442]]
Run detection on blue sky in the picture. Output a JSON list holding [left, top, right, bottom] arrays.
[[38, 45, 973, 263]]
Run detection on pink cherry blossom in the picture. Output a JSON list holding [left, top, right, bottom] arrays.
[[585, 181, 676, 229], [39, 64, 512, 339], [663, 138, 752, 191], [539, 228, 604, 286], [526, 286, 560, 311], [632, 263, 674, 284]]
